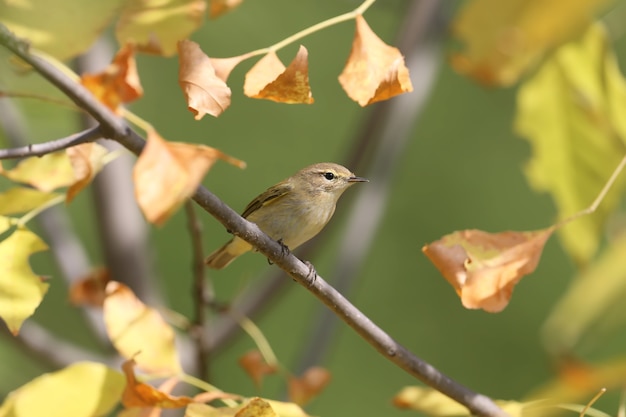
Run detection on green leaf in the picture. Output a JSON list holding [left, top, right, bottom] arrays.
[[0, 362, 124, 417], [515, 23, 626, 265], [0, 227, 49, 335]]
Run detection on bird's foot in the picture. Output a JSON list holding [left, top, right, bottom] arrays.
[[303, 260, 317, 286], [267, 239, 291, 265]]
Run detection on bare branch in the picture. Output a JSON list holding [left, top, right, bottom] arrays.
[[0, 23, 509, 417], [0, 125, 102, 159]]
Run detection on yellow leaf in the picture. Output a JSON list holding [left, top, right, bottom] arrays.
[[0, 0, 125, 61], [185, 398, 311, 417], [0, 152, 74, 192], [423, 228, 554, 313], [66, 143, 111, 203], [542, 232, 626, 355], [515, 23, 626, 265], [0, 362, 124, 417], [0, 216, 12, 234], [116, 0, 207, 56], [177, 40, 232, 119], [451, 0, 613, 86], [209, 0, 243, 18], [133, 129, 245, 225], [0, 227, 49, 335], [80, 44, 143, 112], [338, 15, 413, 106], [243, 46, 314, 104], [0, 187, 60, 216], [103, 281, 181, 375]]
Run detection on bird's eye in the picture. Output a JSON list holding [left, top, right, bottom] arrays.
[[323, 172, 335, 180]]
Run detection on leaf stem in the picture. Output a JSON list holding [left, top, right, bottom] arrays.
[[178, 373, 238, 407], [237, 315, 279, 367], [17, 194, 65, 227]]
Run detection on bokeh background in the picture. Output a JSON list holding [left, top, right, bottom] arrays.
[[2, 0, 626, 416]]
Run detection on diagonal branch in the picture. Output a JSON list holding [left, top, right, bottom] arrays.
[[0, 23, 509, 417]]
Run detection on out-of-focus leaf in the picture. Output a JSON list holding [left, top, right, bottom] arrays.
[[451, 0, 613, 86], [238, 350, 277, 388], [338, 15, 412, 106], [116, 0, 206, 56], [209, 0, 244, 18], [103, 281, 181, 375], [133, 129, 245, 225], [121, 359, 192, 408], [423, 228, 554, 313], [177, 40, 232, 119], [288, 367, 331, 406], [80, 44, 143, 112], [185, 398, 311, 417], [0, 216, 12, 235], [65, 143, 111, 203], [0, 0, 125, 61], [542, 232, 626, 355], [516, 23, 626, 265], [69, 267, 110, 308], [0, 188, 59, 216], [0, 152, 74, 192], [243, 46, 314, 104], [0, 227, 48, 335], [0, 362, 124, 417]]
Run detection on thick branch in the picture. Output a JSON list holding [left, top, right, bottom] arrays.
[[0, 126, 102, 159], [0, 23, 508, 417]]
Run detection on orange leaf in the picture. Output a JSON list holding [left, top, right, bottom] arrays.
[[66, 143, 110, 203], [288, 367, 331, 406], [238, 350, 277, 387], [244, 45, 314, 104], [104, 281, 181, 374], [122, 359, 193, 409], [422, 228, 554, 313], [69, 267, 110, 307], [133, 129, 245, 226], [178, 40, 232, 119], [81, 44, 143, 112], [209, 0, 243, 18], [338, 15, 413, 106]]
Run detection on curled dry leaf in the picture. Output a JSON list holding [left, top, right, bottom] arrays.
[[81, 44, 143, 112], [133, 129, 245, 226], [422, 228, 554, 313], [178, 40, 232, 119], [243, 45, 314, 104], [66, 143, 111, 203], [116, 0, 206, 56], [103, 281, 182, 375], [238, 350, 277, 387], [288, 367, 331, 406], [209, 0, 244, 18], [339, 15, 413, 106], [122, 359, 193, 409], [69, 267, 111, 308]]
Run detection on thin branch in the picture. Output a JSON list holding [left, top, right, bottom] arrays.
[[0, 125, 102, 159], [184, 200, 212, 381], [0, 23, 509, 417]]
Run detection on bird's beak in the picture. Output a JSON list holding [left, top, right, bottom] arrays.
[[348, 175, 369, 183]]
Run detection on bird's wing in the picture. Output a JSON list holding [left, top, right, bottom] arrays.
[[241, 180, 293, 219]]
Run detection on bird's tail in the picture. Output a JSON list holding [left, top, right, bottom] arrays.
[[205, 237, 252, 269]]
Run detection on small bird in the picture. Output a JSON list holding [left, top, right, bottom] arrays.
[[205, 162, 368, 269]]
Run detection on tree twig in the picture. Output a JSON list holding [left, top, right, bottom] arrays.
[[0, 125, 102, 159], [0, 23, 509, 417]]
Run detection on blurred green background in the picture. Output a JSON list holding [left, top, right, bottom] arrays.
[[3, 0, 626, 416]]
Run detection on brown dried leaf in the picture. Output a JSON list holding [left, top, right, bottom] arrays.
[[209, 0, 243, 18], [69, 267, 110, 307], [104, 281, 181, 374], [66, 143, 111, 203], [339, 15, 413, 106], [244, 46, 314, 104], [238, 350, 277, 387], [81, 44, 143, 112], [288, 367, 331, 406], [422, 228, 554, 313], [178, 40, 232, 119], [133, 129, 245, 226], [122, 359, 193, 409]]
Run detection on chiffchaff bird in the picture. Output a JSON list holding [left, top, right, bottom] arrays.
[[205, 162, 368, 269]]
